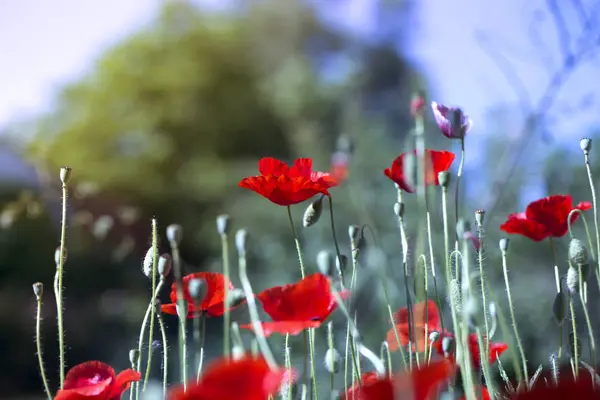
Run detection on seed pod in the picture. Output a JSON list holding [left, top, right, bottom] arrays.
[[429, 331, 440, 343], [438, 171, 450, 189], [336, 254, 348, 275], [60, 166, 72, 185], [129, 349, 140, 366], [226, 289, 246, 308], [499, 237, 510, 253], [348, 225, 360, 243], [566, 266, 579, 294], [317, 250, 335, 277], [569, 239, 589, 265], [235, 229, 248, 256], [580, 138, 592, 155], [303, 196, 324, 228], [166, 224, 183, 245], [552, 291, 567, 325], [475, 209, 485, 227], [216, 214, 231, 236], [158, 254, 172, 277], [324, 348, 341, 374], [442, 336, 455, 356], [32, 282, 43, 300], [188, 278, 207, 304], [176, 299, 189, 321]]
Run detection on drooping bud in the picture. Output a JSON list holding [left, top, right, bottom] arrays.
[[303, 196, 324, 228], [166, 224, 183, 245], [158, 254, 172, 277], [438, 171, 450, 189], [552, 291, 567, 325], [54, 246, 68, 266], [226, 289, 246, 308], [442, 336, 455, 356], [394, 202, 405, 219], [176, 299, 189, 321], [566, 266, 579, 294], [60, 166, 72, 185], [317, 250, 335, 277], [32, 282, 43, 300], [188, 278, 207, 304], [142, 246, 154, 277], [580, 138, 592, 155], [475, 209, 485, 227], [235, 229, 248, 256], [324, 348, 341, 374], [216, 214, 231, 236], [568, 238, 589, 265], [429, 331, 440, 343], [129, 349, 140, 366], [499, 237, 510, 253], [348, 225, 360, 243], [336, 254, 348, 275]]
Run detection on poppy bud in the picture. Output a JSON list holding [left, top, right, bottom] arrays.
[[303, 196, 324, 228], [336, 254, 348, 275], [158, 254, 172, 277], [568, 238, 589, 265], [129, 349, 140, 366], [176, 299, 189, 321], [566, 266, 579, 294], [216, 214, 231, 236], [232, 345, 245, 361], [54, 246, 67, 267], [142, 247, 155, 277], [438, 171, 450, 189], [235, 229, 248, 256], [499, 237, 510, 253], [580, 137, 592, 155], [188, 278, 207, 304], [449, 279, 462, 316], [442, 336, 455, 356], [226, 289, 246, 308], [324, 348, 341, 374], [475, 209, 485, 227], [429, 331, 440, 343], [59, 166, 72, 185], [32, 282, 43, 300], [394, 202, 405, 219], [553, 291, 567, 325], [348, 225, 360, 243], [317, 250, 335, 277], [166, 224, 183, 245]]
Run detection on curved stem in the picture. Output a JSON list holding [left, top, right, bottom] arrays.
[[143, 219, 159, 391], [156, 308, 168, 399], [36, 298, 52, 400], [380, 341, 392, 378], [287, 206, 305, 278], [584, 154, 600, 285]]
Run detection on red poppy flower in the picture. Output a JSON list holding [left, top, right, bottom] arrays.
[[387, 300, 442, 353], [168, 355, 289, 400], [330, 151, 350, 184], [461, 386, 490, 400], [55, 361, 141, 400], [239, 273, 345, 337], [342, 360, 455, 400], [500, 195, 592, 241], [384, 149, 455, 193], [433, 332, 507, 369], [431, 102, 472, 139], [161, 272, 238, 318], [238, 157, 338, 206], [510, 371, 597, 399]]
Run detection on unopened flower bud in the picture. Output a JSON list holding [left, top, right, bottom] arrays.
[[449, 279, 462, 316], [60, 166, 72, 185], [176, 299, 189, 320], [438, 171, 450, 189], [303, 196, 324, 228], [475, 209, 485, 227], [348, 225, 360, 243], [317, 250, 335, 277], [55, 246, 68, 266], [553, 291, 567, 325], [158, 254, 172, 277], [429, 331, 440, 343], [336, 254, 348, 274], [442, 336, 454, 356], [32, 282, 43, 300], [166, 224, 183, 245], [129, 349, 140, 366], [188, 278, 207, 304], [499, 237, 509, 253], [394, 202, 405, 218], [216, 214, 231, 236], [580, 138, 592, 155], [232, 345, 245, 360], [235, 229, 248, 256], [226, 289, 246, 308], [568, 238, 589, 265], [142, 247, 155, 277], [566, 266, 579, 294], [324, 348, 341, 374]]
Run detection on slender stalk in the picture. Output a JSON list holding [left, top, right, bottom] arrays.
[[442, 187, 450, 283], [569, 297, 579, 379], [143, 219, 159, 391], [380, 341, 392, 378], [156, 308, 168, 399], [501, 249, 529, 387], [221, 232, 231, 358], [578, 264, 596, 388], [460, 236, 477, 400], [476, 223, 491, 368], [285, 334, 293, 400], [287, 206, 305, 278], [178, 303, 188, 390], [426, 209, 445, 334], [328, 323, 335, 393], [584, 152, 600, 284], [328, 196, 345, 285], [476, 328, 497, 399], [303, 330, 309, 394], [55, 176, 69, 389], [454, 139, 465, 234], [308, 328, 319, 400], [169, 240, 186, 386], [195, 314, 206, 382], [35, 295, 52, 400]]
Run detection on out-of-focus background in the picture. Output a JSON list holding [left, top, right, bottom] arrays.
[[2, 0, 600, 397]]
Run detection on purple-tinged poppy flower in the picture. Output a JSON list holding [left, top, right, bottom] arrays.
[[431, 102, 472, 139]]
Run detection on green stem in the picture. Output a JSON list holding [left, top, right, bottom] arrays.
[[328, 323, 335, 393], [584, 153, 600, 287], [221, 233, 231, 358], [55, 182, 68, 389], [569, 297, 579, 379], [476, 328, 497, 399], [380, 341, 392, 378], [156, 308, 168, 399], [287, 206, 305, 278], [578, 265, 596, 388], [328, 196, 345, 285], [179, 311, 188, 389], [454, 139, 465, 238], [143, 219, 159, 391], [477, 226, 491, 370], [285, 334, 293, 400], [170, 243, 186, 386], [36, 299, 52, 400], [195, 314, 206, 381], [309, 329, 318, 400]]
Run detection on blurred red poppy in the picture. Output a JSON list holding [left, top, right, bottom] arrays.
[[342, 360, 455, 400], [510, 370, 598, 399], [433, 332, 507, 369], [239, 273, 345, 337], [329, 151, 350, 184], [54, 361, 140, 400], [161, 272, 239, 318], [239, 157, 338, 206], [387, 300, 442, 353], [500, 194, 592, 241], [168, 356, 289, 400], [461, 386, 490, 400], [384, 149, 455, 193]]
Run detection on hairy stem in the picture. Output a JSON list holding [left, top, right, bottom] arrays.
[[221, 232, 231, 358], [55, 182, 68, 388], [35, 298, 52, 400], [143, 219, 159, 391], [287, 206, 305, 278]]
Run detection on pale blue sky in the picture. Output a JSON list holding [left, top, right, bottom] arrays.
[[1, 0, 599, 201]]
